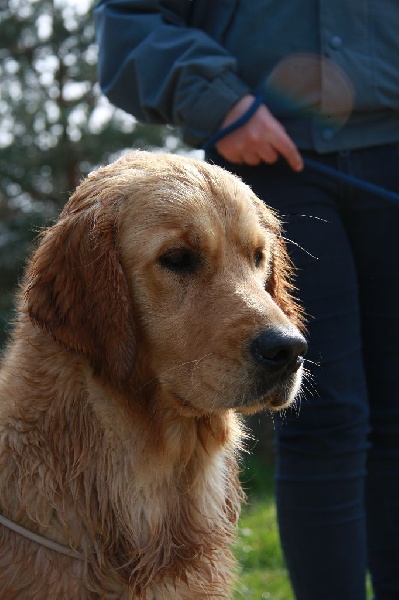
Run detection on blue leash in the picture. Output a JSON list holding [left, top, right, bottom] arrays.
[[304, 157, 399, 206], [203, 94, 399, 207]]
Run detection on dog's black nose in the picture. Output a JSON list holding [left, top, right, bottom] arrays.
[[250, 328, 307, 373]]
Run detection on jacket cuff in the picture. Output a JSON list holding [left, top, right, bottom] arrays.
[[181, 71, 250, 148]]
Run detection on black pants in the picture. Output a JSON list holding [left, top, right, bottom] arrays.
[[208, 143, 399, 599]]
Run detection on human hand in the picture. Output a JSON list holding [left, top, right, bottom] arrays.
[[215, 95, 303, 171]]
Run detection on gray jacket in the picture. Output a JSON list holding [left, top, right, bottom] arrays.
[[95, 0, 399, 152]]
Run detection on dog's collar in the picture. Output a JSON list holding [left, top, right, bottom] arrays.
[[0, 512, 84, 561]]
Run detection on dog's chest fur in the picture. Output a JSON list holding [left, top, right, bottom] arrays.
[[0, 324, 242, 598]]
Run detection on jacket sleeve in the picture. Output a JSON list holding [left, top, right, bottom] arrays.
[[94, 0, 250, 147]]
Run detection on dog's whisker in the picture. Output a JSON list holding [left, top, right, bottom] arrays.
[[282, 235, 319, 260], [133, 355, 214, 395], [184, 380, 204, 402], [303, 357, 321, 367], [300, 369, 318, 397], [283, 213, 328, 224]]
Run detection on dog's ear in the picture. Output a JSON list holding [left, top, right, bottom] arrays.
[[266, 231, 304, 331], [25, 196, 136, 387], [252, 195, 304, 330]]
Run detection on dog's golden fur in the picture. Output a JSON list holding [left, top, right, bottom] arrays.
[[0, 151, 304, 599]]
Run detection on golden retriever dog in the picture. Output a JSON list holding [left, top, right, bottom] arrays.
[[0, 151, 306, 599]]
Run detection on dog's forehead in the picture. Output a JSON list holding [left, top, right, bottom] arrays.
[[116, 156, 279, 262], [127, 175, 271, 251]]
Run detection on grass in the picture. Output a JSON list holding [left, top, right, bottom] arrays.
[[233, 458, 374, 599], [234, 497, 293, 600], [233, 461, 293, 600]]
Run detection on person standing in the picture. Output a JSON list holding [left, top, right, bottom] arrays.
[[95, 2, 399, 598]]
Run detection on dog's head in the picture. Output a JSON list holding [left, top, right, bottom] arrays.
[[25, 151, 306, 414]]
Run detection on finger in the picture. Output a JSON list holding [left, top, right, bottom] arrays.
[[257, 146, 279, 165], [271, 126, 303, 171], [215, 137, 244, 164], [215, 145, 241, 164], [241, 152, 262, 166]]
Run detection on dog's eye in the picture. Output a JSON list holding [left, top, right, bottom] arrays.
[[254, 249, 264, 268], [159, 248, 199, 274]]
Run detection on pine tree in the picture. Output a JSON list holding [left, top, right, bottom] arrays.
[[0, 0, 183, 343]]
